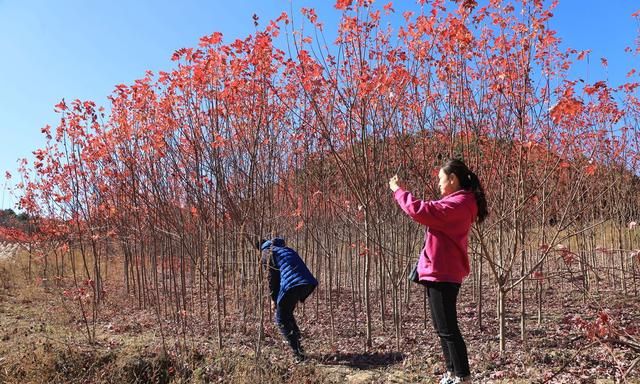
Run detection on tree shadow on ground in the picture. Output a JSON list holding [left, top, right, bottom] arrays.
[[313, 351, 404, 369]]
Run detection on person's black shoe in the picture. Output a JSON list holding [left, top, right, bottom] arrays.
[[293, 349, 306, 363]]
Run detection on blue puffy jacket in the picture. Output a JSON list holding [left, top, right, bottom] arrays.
[[261, 238, 318, 304]]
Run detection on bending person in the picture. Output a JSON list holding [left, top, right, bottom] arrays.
[[258, 237, 318, 362]]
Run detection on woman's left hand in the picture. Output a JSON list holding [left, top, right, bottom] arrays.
[[389, 175, 401, 192]]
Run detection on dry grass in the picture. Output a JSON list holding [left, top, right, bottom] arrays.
[[1, 247, 640, 383], [0, 251, 406, 384]]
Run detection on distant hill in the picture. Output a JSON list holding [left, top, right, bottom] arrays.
[[0, 209, 31, 242]]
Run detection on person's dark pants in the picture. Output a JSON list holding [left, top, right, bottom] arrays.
[[426, 281, 470, 378], [275, 284, 314, 355]]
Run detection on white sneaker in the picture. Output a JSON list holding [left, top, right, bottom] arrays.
[[439, 372, 454, 384], [453, 376, 472, 383]]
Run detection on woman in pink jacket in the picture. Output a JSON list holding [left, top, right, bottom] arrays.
[[389, 159, 488, 384]]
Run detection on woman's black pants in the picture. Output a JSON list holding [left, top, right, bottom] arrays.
[[425, 281, 470, 377]]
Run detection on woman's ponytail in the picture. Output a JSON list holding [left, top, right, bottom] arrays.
[[468, 171, 488, 223]]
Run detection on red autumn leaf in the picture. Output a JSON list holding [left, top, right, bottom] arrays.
[[584, 80, 607, 95], [171, 48, 186, 61], [461, 0, 478, 11], [576, 50, 590, 61], [276, 11, 289, 24], [335, 0, 353, 10], [599, 311, 609, 325], [561, 251, 576, 265], [41, 124, 52, 137], [199, 32, 223, 47], [301, 8, 318, 24], [211, 134, 225, 148], [54, 99, 67, 111], [549, 97, 583, 124]]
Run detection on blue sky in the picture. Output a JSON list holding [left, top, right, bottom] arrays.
[[0, 0, 638, 210]]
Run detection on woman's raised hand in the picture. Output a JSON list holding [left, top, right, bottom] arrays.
[[389, 174, 401, 192]]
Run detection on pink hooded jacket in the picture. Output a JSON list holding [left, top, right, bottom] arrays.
[[394, 188, 477, 284]]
